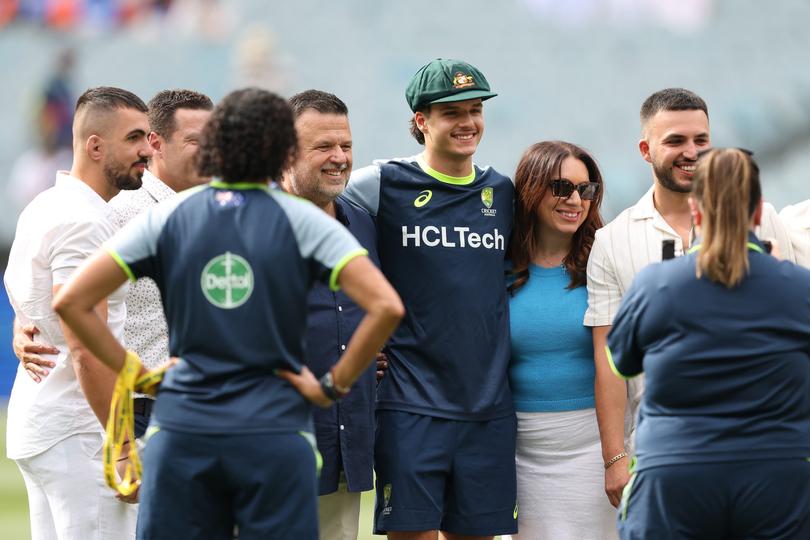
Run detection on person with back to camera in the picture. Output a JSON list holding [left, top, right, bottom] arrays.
[[506, 141, 617, 540], [52, 87, 404, 540], [607, 148, 810, 539]]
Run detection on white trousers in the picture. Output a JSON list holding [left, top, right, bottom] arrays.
[[317, 480, 362, 540], [508, 408, 618, 540], [15, 432, 137, 540]]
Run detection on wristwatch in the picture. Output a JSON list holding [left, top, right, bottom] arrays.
[[319, 369, 350, 402]]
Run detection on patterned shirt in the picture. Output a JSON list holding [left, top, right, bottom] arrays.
[[110, 170, 175, 371]]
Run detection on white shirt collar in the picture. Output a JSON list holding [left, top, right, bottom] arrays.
[[54, 170, 114, 219]]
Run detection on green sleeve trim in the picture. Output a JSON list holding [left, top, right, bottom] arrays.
[[298, 431, 323, 476], [329, 248, 368, 291], [209, 180, 269, 191], [416, 154, 476, 185], [605, 345, 634, 380], [106, 248, 136, 283]]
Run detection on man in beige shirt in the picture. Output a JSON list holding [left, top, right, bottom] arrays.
[[585, 88, 793, 508]]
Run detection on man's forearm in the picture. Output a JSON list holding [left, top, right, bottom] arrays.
[[70, 341, 117, 426], [593, 326, 627, 460]]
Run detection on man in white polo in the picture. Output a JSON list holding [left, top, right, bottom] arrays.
[[4, 86, 151, 539], [586, 88, 793, 508], [779, 201, 810, 267]]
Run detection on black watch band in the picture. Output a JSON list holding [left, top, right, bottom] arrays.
[[320, 370, 349, 402]]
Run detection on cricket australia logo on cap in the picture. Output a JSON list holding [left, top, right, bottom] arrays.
[[452, 72, 475, 89], [201, 251, 254, 309], [481, 186, 496, 216]]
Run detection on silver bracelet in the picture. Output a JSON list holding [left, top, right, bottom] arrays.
[[604, 451, 627, 470]]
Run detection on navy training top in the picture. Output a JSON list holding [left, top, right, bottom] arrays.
[[304, 197, 379, 495], [343, 155, 514, 421], [106, 181, 366, 435], [608, 234, 810, 471]]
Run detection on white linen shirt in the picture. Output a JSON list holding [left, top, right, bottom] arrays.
[[584, 186, 793, 451], [4, 172, 127, 460], [110, 170, 175, 371], [779, 199, 810, 268]]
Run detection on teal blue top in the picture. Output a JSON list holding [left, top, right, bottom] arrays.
[[509, 264, 595, 412]]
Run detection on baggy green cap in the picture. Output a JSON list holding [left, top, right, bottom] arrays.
[[405, 58, 497, 112]]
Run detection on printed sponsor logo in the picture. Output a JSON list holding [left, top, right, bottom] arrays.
[[414, 190, 433, 208], [401, 226, 505, 250], [201, 252, 254, 309]]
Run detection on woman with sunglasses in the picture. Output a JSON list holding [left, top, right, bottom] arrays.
[[507, 141, 616, 539], [609, 149, 810, 538]]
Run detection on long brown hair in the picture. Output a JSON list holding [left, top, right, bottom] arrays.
[[508, 141, 604, 294], [692, 148, 761, 288]]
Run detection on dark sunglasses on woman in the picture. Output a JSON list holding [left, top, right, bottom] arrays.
[[550, 179, 600, 201]]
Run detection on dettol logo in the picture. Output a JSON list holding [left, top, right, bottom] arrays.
[[200, 251, 254, 309]]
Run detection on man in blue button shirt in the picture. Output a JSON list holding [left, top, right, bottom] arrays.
[[281, 89, 380, 540]]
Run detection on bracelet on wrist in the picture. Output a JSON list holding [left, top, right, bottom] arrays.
[[604, 451, 628, 470]]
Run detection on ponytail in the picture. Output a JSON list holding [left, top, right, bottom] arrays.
[[691, 148, 761, 288]]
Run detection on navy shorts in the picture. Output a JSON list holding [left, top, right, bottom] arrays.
[[374, 410, 517, 536], [619, 459, 810, 539], [137, 426, 320, 540]]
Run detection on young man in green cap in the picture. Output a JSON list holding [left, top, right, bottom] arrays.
[[344, 58, 517, 540]]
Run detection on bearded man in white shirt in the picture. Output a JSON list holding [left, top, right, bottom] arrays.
[[13, 89, 213, 439], [4, 86, 151, 540]]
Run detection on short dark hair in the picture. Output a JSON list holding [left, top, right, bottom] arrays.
[[75, 86, 147, 114], [288, 89, 348, 118], [640, 88, 708, 127], [147, 89, 213, 139], [409, 105, 430, 145], [197, 88, 297, 184]]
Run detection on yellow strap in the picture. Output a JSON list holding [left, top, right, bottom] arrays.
[[103, 351, 169, 496]]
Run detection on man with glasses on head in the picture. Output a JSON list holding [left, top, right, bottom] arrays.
[[344, 58, 517, 540], [585, 88, 794, 509]]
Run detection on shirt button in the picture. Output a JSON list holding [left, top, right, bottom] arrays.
[[340, 425, 345, 430], [341, 345, 346, 351], [338, 306, 343, 312]]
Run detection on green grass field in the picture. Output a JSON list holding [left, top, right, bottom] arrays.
[[0, 405, 378, 539], [0, 404, 31, 539]]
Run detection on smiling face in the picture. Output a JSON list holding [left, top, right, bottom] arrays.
[[102, 107, 152, 191], [288, 110, 352, 208], [641, 109, 710, 193], [154, 108, 211, 192], [416, 98, 484, 161], [536, 156, 592, 240]]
